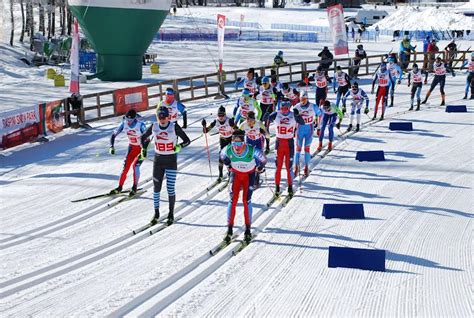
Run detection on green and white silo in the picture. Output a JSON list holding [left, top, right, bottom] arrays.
[[68, 0, 170, 81]]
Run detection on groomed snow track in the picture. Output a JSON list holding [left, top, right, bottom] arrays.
[[0, 75, 472, 317]]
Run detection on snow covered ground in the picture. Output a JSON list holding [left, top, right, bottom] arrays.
[[0, 71, 472, 316]]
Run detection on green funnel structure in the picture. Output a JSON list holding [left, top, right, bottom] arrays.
[[68, 0, 170, 81]]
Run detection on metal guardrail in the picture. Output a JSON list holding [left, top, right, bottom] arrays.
[[61, 50, 472, 126]]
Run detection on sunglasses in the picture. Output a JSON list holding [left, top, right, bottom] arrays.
[[232, 141, 244, 146]]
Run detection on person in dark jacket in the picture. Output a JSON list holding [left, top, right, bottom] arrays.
[[318, 46, 334, 81], [353, 44, 367, 79]]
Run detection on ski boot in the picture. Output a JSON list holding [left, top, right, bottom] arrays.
[[328, 142, 333, 151], [109, 185, 123, 195], [304, 165, 309, 177], [372, 114, 377, 120], [275, 185, 281, 196], [244, 226, 252, 244], [389, 96, 394, 107], [150, 209, 160, 225], [416, 100, 421, 111], [317, 141, 323, 151], [265, 147, 270, 155], [129, 185, 138, 197], [463, 94, 467, 99], [167, 214, 174, 226], [316, 129, 321, 137], [346, 124, 353, 132], [224, 226, 233, 243], [217, 175, 223, 183], [409, 105, 414, 111], [288, 185, 294, 198], [355, 124, 360, 132], [167, 195, 176, 225], [379, 113, 384, 121], [440, 100, 445, 106]]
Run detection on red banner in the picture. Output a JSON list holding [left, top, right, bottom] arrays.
[[114, 86, 149, 116], [327, 4, 349, 55], [45, 100, 64, 133]]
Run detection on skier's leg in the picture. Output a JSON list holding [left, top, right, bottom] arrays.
[[335, 88, 342, 107], [410, 85, 416, 108], [165, 168, 177, 220], [227, 173, 242, 227], [275, 139, 283, 188], [382, 87, 388, 118], [132, 156, 143, 188], [350, 102, 356, 126], [328, 114, 336, 142], [152, 160, 166, 220], [440, 76, 446, 105], [470, 73, 474, 98], [287, 139, 294, 187], [466, 74, 472, 98], [118, 145, 136, 187], [356, 106, 362, 126], [294, 131, 304, 171], [319, 114, 328, 142], [218, 138, 230, 179], [242, 172, 255, 227]]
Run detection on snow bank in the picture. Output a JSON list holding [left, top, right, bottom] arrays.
[[371, 6, 472, 31]]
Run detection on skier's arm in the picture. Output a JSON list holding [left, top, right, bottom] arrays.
[[234, 77, 245, 89], [175, 123, 191, 149], [203, 119, 217, 133], [313, 103, 322, 117], [267, 111, 278, 123], [254, 101, 263, 120], [361, 89, 369, 108], [334, 105, 344, 121], [342, 90, 350, 107], [293, 110, 305, 126], [141, 124, 153, 147], [176, 102, 187, 128], [371, 74, 378, 93], [259, 122, 270, 138], [219, 147, 231, 167], [253, 148, 267, 169], [110, 122, 124, 147], [229, 117, 236, 129], [396, 65, 403, 81]]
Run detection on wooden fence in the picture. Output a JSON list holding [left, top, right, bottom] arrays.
[[62, 50, 471, 126]]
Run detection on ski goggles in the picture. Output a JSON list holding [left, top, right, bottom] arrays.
[[231, 141, 244, 147], [158, 113, 168, 120]]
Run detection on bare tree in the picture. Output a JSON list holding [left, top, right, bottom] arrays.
[[39, 2, 45, 34], [9, 0, 14, 46], [51, 0, 56, 37], [20, 0, 25, 42]]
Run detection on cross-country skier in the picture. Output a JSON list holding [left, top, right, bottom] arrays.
[[342, 82, 369, 132], [273, 50, 286, 68], [202, 106, 236, 182], [333, 65, 351, 107], [239, 111, 269, 187], [317, 100, 343, 151], [387, 56, 403, 107], [422, 56, 455, 106], [140, 106, 191, 226], [407, 63, 428, 111], [268, 100, 305, 196], [311, 65, 329, 106], [281, 83, 300, 106], [353, 44, 367, 79], [257, 76, 278, 154], [109, 109, 148, 196], [461, 52, 474, 100], [294, 91, 321, 177], [220, 129, 267, 243], [234, 68, 259, 96], [157, 88, 187, 128], [234, 88, 262, 124], [371, 62, 394, 120]]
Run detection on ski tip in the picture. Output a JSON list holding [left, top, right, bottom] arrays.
[[209, 250, 215, 256], [132, 230, 137, 235], [149, 230, 153, 235]]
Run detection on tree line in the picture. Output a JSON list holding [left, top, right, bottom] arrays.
[[9, 0, 74, 49]]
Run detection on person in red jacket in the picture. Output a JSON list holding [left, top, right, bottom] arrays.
[[427, 39, 439, 72]]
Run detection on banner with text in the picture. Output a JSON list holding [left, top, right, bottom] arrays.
[[114, 85, 149, 115], [45, 100, 65, 134], [0, 106, 41, 138], [217, 14, 226, 72], [327, 4, 349, 55]]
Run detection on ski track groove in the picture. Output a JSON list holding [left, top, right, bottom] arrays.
[[1, 78, 470, 316]]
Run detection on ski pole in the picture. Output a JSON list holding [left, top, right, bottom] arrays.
[[203, 131, 213, 179], [263, 169, 275, 196]]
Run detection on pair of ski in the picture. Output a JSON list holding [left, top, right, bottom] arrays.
[[71, 188, 144, 203], [266, 191, 293, 207], [206, 177, 229, 192], [132, 217, 180, 235], [209, 234, 251, 257]]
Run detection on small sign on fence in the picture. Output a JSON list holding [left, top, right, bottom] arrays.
[[114, 86, 149, 115]]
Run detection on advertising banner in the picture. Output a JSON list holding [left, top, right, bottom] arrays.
[[327, 4, 349, 55], [114, 85, 149, 115]]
